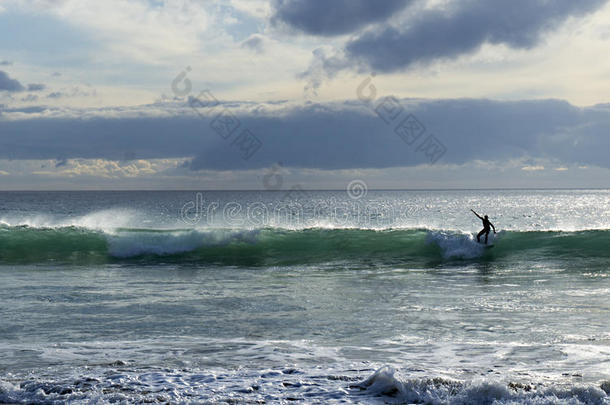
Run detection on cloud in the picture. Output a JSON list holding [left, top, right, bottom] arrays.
[[271, 0, 411, 36], [2, 105, 47, 114], [29, 158, 181, 179], [2, 156, 609, 190], [44, 87, 95, 99], [20, 94, 39, 102], [0, 60, 12, 66], [0, 70, 24, 92], [3, 97, 610, 174], [52, 159, 158, 178], [301, 0, 607, 89], [229, 0, 272, 18], [55, 157, 67, 167], [241, 34, 265, 53], [351, 0, 604, 71], [27, 83, 45, 91], [6, 0, 212, 63], [522, 165, 545, 171]]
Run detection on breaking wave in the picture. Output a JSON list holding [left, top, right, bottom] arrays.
[[2, 221, 610, 265]]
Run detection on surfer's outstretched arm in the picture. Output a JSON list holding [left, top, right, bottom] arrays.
[[471, 209, 482, 219], [490, 222, 496, 233]]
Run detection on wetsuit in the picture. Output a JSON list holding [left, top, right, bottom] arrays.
[[477, 217, 491, 244]]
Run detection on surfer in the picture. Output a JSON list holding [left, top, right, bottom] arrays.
[[471, 209, 496, 244]]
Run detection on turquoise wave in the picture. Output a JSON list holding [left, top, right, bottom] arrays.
[[1, 225, 610, 265]]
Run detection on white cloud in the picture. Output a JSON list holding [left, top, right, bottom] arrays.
[[2, 158, 610, 190], [229, 0, 271, 19], [7, 0, 211, 62], [521, 165, 545, 171], [30, 158, 185, 179], [4, 0, 610, 108]]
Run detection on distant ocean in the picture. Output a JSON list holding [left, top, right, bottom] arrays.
[[1, 190, 609, 404]]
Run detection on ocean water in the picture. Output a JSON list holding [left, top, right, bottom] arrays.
[[0, 189, 609, 404]]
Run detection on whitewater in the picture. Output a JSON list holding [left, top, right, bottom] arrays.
[[0, 190, 609, 404]]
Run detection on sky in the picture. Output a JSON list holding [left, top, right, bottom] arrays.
[[2, 0, 610, 190]]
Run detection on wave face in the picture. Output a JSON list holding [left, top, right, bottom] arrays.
[[2, 224, 610, 265]]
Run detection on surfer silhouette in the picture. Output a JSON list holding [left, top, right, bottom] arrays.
[[471, 209, 496, 244]]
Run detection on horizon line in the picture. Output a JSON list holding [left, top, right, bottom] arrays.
[[1, 187, 610, 192]]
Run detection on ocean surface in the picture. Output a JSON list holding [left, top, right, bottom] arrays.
[[0, 189, 609, 404]]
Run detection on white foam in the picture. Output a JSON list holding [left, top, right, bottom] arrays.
[[1, 334, 608, 405], [357, 366, 609, 404], [2, 366, 607, 405], [426, 230, 490, 259]]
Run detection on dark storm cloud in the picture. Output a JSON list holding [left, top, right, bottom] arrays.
[[271, 0, 412, 36], [344, 0, 607, 73], [299, 0, 607, 89], [0, 70, 25, 92], [2, 98, 610, 171]]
